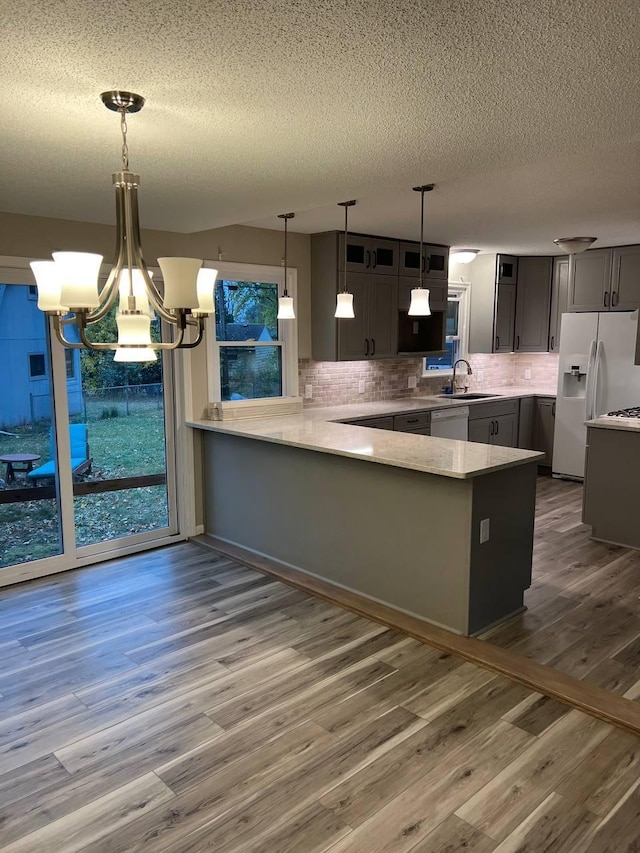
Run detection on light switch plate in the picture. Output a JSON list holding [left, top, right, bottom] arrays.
[[524, 369, 532, 380], [358, 379, 365, 394], [305, 384, 313, 399], [407, 376, 417, 389], [480, 518, 490, 544]]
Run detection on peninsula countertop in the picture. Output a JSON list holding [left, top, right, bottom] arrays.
[[188, 386, 550, 479], [586, 416, 640, 433]]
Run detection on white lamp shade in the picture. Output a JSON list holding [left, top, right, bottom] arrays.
[[335, 292, 355, 318], [408, 287, 431, 316], [53, 252, 103, 309], [118, 268, 153, 316], [194, 267, 217, 315], [30, 260, 68, 312], [114, 347, 157, 363], [158, 257, 203, 310], [277, 295, 295, 319], [116, 312, 153, 346], [450, 250, 479, 264]]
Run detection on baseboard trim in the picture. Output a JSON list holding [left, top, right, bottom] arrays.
[[193, 533, 640, 736]]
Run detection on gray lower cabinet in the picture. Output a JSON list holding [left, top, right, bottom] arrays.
[[468, 417, 492, 444], [518, 397, 535, 448], [549, 257, 569, 353], [468, 399, 519, 448], [533, 397, 556, 466], [494, 284, 517, 352], [393, 411, 431, 434], [347, 416, 394, 430], [514, 257, 552, 353], [611, 245, 640, 311], [568, 248, 613, 312]]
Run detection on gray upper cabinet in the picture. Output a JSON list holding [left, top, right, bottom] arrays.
[[339, 234, 399, 275], [398, 279, 447, 313], [611, 245, 640, 311], [368, 275, 398, 358], [497, 255, 518, 284], [494, 284, 516, 352], [337, 272, 370, 361], [549, 257, 569, 353], [398, 241, 448, 280], [514, 257, 552, 353], [399, 242, 422, 277], [568, 248, 612, 312]]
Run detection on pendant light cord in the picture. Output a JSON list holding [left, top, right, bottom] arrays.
[[278, 213, 295, 298], [338, 200, 356, 294], [412, 184, 435, 291], [120, 109, 129, 171]]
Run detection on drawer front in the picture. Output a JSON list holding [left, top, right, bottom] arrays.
[[468, 399, 519, 420], [401, 425, 431, 435], [393, 411, 431, 431], [348, 416, 394, 430]]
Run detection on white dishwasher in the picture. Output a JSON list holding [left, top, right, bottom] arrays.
[[430, 406, 469, 440]]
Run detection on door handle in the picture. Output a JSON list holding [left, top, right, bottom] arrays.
[[612, 291, 618, 307], [365, 338, 369, 356], [371, 338, 376, 356], [604, 290, 609, 308], [372, 250, 377, 269]]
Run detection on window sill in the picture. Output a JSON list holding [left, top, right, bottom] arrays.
[[207, 396, 303, 421]]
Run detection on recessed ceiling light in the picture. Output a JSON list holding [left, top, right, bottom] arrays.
[[450, 249, 480, 264], [553, 237, 597, 254]]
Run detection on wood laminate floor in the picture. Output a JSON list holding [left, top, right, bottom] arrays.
[[0, 519, 639, 852], [482, 474, 640, 700]]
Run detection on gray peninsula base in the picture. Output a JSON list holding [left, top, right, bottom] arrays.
[[202, 431, 538, 636]]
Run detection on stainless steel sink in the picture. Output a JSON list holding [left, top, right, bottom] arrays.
[[436, 393, 502, 400]]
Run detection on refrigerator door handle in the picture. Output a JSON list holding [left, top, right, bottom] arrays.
[[592, 341, 604, 419], [585, 339, 597, 421]]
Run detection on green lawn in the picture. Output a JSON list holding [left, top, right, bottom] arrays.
[[0, 410, 169, 569]]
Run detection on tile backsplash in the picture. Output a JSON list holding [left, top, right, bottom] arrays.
[[299, 352, 558, 407]]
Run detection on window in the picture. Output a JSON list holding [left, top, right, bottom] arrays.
[[64, 348, 76, 379], [27, 284, 37, 300], [206, 263, 298, 403], [28, 352, 46, 378], [423, 284, 470, 376]]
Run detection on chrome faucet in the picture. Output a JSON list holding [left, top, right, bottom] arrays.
[[452, 359, 473, 395]]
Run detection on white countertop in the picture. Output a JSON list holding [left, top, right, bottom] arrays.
[[586, 416, 640, 433], [188, 386, 550, 479]]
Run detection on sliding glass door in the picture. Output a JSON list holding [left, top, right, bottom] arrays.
[[0, 279, 178, 584]]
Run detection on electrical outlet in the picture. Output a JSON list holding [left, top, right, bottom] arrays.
[[524, 368, 532, 380], [407, 376, 417, 389], [305, 384, 313, 399], [358, 379, 365, 394], [479, 518, 490, 544]]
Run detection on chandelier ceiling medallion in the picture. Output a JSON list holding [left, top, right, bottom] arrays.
[[30, 91, 217, 363]]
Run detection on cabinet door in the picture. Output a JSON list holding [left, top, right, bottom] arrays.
[[468, 417, 493, 444], [514, 257, 552, 353], [350, 416, 394, 430], [497, 255, 518, 284], [369, 239, 399, 275], [518, 397, 535, 448], [492, 413, 518, 448], [399, 242, 421, 277], [568, 249, 612, 312], [424, 245, 449, 281], [549, 257, 569, 353], [494, 283, 516, 352], [368, 275, 398, 358], [611, 245, 640, 311], [534, 398, 556, 465], [337, 273, 370, 361], [338, 234, 370, 273]]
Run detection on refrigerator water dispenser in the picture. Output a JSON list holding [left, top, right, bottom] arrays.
[[562, 355, 588, 398]]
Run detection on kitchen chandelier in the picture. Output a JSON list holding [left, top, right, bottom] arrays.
[[408, 184, 435, 316], [335, 200, 357, 318], [30, 91, 217, 363], [277, 212, 295, 319]]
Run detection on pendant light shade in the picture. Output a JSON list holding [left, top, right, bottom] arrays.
[[114, 347, 157, 362], [335, 200, 356, 319], [194, 267, 218, 315], [335, 292, 355, 318], [408, 184, 434, 317], [277, 212, 295, 320], [30, 261, 68, 313]]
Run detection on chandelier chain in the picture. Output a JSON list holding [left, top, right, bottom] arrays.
[[120, 109, 129, 171]]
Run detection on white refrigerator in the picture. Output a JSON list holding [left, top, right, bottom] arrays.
[[553, 310, 640, 480]]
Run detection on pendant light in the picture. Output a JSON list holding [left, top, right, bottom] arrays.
[[277, 212, 295, 320], [408, 184, 435, 316], [30, 91, 217, 363], [335, 200, 357, 318]]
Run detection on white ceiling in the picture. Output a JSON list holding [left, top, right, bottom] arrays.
[[1, 0, 639, 254]]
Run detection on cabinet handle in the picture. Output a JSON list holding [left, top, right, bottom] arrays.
[[495, 335, 500, 350], [490, 420, 494, 436], [612, 291, 618, 307], [516, 335, 520, 350], [406, 418, 420, 424], [365, 249, 370, 268], [365, 338, 369, 356], [372, 250, 377, 269], [604, 290, 609, 308], [495, 419, 499, 435], [371, 338, 376, 356], [550, 335, 554, 351], [552, 401, 556, 417]]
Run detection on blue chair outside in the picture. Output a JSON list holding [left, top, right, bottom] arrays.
[[27, 424, 92, 484]]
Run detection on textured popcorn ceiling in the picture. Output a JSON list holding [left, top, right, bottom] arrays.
[[1, 0, 639, 252]]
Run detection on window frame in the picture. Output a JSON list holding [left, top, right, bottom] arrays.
[[205, 261, 299, 404], [422, 283, 470, 378], [28, 351, 47, 379]]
